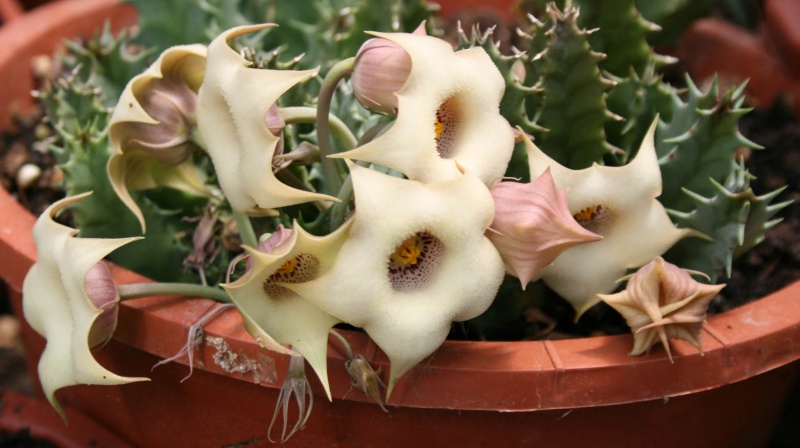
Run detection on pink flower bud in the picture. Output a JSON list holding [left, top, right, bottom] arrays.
[[127, 79, 198, 165], [83, 262, 120, 348], [488, 169, 602, 289], [351, 23, 427, 114], [246, 225, 295, 271]]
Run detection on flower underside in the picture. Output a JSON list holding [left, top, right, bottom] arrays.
[[387, 231, 444, 292], [434, 97, 461, 159]]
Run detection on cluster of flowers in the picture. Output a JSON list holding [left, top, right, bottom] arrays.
[[22, 23, 724, 419]]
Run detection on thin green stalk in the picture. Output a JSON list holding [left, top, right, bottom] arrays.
[[316, 57, 355, 196], [280, 106, 358, 150], [117, 282, 231, 303], [233, 209, 258, 248]]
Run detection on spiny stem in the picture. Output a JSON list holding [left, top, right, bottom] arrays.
[[280, 106, 358, 150], [117, 282, 231, 303], [233, 209, 258, 248], [316, 57, 355, 196]]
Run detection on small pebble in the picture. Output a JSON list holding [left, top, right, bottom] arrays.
[[16, 163, 42, 190]]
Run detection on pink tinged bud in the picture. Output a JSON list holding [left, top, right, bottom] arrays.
[[246, 225, 295, 271], [83, 262, 120, 348], [351, 22, 427, 115], [487, 169, 602, 289], [128, 80, 199, 165], [257, 225, 294, 254], [265, 103, 285, 137]]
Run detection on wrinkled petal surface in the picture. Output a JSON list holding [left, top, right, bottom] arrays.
[[108, 44, 210, 232], [527, 119, 700, 317], [600, 257, 725, 360], [197, 24, 336, 213], [285, 164, 504, 395], [22, 193, 148, 419], [488, 169, 601, 288], [334, 32, 514, 185], [223, 221, 352, 399]]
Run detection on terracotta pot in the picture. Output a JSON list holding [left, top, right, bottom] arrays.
[[680, 1, 800, 111], [1, 1, 800, 446]]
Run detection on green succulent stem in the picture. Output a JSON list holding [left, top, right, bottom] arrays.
[[117, 282, 231, 303], [233, 209, 258, 248], [316, 57, 355, 196], [280, 106, 358, 150]]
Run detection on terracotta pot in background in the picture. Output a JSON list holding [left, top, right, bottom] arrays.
[[680, 0, 800, 111], [1, 1, 799, 446]]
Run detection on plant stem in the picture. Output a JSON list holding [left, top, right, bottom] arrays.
[[329, 329, 354, 360], [316, 57, 355, 196], [117, 282, 231, 303], [280, 106, 358, 150], [233, 209, 258, 248]]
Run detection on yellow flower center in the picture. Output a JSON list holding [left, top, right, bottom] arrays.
[[388, 231, 445, 292], [434, 97, 460, 158], [573, 204, 610, 233], [434, 118, 444, 139], [263, 253, 321, 300], [275, 258, 297, 276], [393, 237, 422, 266]]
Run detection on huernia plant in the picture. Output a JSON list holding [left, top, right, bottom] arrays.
[[20, 0, 790, 438]]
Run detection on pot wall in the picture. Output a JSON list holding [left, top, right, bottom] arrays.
[[1, 0, 800, 447]]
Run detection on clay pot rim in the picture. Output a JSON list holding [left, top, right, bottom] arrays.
[[1, 0, 799, 415]]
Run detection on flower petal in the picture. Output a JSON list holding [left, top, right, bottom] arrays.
[[488, 169, 601, 288], [600, 257, 725, 361], [223, 221, 352, 400], [284, 163, 504, 395], [22, 193, 148, 420], [197, 24, 337, 213], [109, 44, 210, 232], [526, 119, 700, 317], [334, 32, 514, 185]]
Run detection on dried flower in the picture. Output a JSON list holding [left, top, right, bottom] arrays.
[[599, 257, 725, 361], [345, 354, 388, 412], [22, 193, 147, 420], [268, 354, 313, 443], [488, 169, 601, 288]]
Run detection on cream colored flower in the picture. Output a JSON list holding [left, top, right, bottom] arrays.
[[600, 257, 725, 361], [22, 193, 148, 419], [333, 32, 514, 185], [222, 222, 352, 399], [197, 24, 337, 213], [284, 163, 504, 395], [526, 119, 701, 318], [108, 44, 210, 232], [488, 169, 602, 288]]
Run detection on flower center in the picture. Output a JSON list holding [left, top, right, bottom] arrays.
[[263, 253, 320, 300], [388, 231, 444, 292], [434, 97, 461, 159], [573, 204, 611, 233]]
